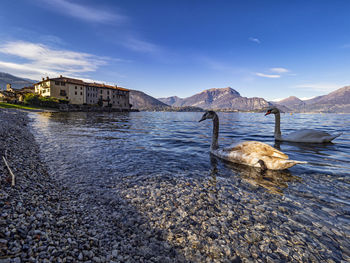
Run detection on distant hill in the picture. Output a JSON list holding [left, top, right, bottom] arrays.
[[158, 96, 184, 107], [275, 86, 350, 113], [129, 90, 169, 110], [129, 90, 204, 111], [159, 87, 272, 111], [273, 96, 306, 112], [0, 72, 36, 90]]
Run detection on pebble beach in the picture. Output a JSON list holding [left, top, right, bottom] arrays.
[[1, 109, 349, 262]]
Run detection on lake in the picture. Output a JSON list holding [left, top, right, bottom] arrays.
[[29, 111, 350, 262]]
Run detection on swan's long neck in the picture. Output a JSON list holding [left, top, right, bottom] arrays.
[[274, 112, 282, 139], [211, 114, 219, 150]]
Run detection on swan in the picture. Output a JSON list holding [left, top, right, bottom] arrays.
[[199, 111, 306, 170], [265, 107, 342, 143]]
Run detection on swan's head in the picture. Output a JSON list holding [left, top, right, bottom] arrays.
[[199, 111, 217, 122], [265, 107, 280, 116]]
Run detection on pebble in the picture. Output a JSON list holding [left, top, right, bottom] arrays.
[[0, 108, 348, 262]]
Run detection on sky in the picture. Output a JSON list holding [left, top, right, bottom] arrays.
[[0, 0, 350, 100]]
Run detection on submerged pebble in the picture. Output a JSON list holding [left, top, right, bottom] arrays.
[[0, 109, 349, 262]]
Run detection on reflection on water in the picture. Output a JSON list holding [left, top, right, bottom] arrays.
[[29, 111, 350, 193], [210, 155, 301, 195], [28, 111, 350, 261]]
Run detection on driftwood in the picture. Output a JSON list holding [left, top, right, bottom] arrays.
[[2, 155, 15, 186]]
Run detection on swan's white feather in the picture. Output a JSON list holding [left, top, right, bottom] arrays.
[[211, 141, 306, 170], [281, 129, 342, 143]]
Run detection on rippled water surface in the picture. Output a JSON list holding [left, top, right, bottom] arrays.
[[29, 111, 350, 261]]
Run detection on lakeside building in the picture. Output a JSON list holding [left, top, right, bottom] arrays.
[[34, 76, 131, 110], [0, 84, 34, 103]]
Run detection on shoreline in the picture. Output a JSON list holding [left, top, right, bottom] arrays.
[[0, 109, 114, 262], [0, 109, 222, 262], [1, 109, 348, 262]]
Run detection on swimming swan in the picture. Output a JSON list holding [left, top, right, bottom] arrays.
[[265, 107, 341, 143], [199, 111, 306, 170]]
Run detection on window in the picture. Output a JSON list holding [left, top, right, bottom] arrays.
[[75, 86, 77, 89], [61, 82, 65, 86], [55, 81, 60, 85], [75, 91, 77, 95], [100, 90, 103, 94], [107, 91, 110, 95], [80, 87, 82, 90], [80, 92, 82, 95], [60, 90, 67, 96]]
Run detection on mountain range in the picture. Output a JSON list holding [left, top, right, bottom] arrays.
[[274, 86, 350, 113], [1, 71, 349, 113], [158, 87, 272, 111], [0, 72, 36, 90]]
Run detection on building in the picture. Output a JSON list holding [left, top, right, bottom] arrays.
[[6, 84, 14, 92], [34, 76, 131, 110], [0, 84, 34, 103]]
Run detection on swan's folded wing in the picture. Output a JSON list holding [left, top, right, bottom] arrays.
[[224, 141, 289, 159]]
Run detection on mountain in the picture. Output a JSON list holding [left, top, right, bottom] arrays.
[[0, 72, 36, 90], [276, 86, 350, 113], [159, 87, 271, 111], [158, 96, 184, 107], [129, 90, 169, 110], [274, 96, 306, 112], [129, 90, 204, 111]]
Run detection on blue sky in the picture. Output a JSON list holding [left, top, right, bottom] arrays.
[[0, 0, 350, 100]]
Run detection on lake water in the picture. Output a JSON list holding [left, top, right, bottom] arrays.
[[29, 111, 350, 261]]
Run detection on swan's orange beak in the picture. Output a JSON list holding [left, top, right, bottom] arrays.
[[265, 110, 271, 116]]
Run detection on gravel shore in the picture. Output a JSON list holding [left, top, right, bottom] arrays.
[[1, 109, 225, 263], [1, 109, 349, 262]]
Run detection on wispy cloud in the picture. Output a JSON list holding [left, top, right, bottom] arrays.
[[255, 72, 280, 78], [270, 97, 286, 102], [38, 0, 126, 24], [294, 83, 342, 92], [36, 1, 161, 54], [249, 37, 261, 44], [256, 67, 291, 78], [300, 96, 316, 100], [0, 41, 108, 80], [270, 67, 289, 74], [341, 44, 350, 49], [122, 36, 160, 53]]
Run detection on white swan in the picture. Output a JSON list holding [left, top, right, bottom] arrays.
[[265, 107, 342, 143], [199, 111, 306, 170]]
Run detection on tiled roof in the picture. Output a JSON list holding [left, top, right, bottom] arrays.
[[87, 82, 129, 91], [35, 76, 129, 91], [51, 77, 85, 85]]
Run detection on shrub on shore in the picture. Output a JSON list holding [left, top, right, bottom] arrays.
[[24, 93, 69, 108]]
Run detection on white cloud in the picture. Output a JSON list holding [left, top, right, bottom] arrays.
[[38, 0, 126, 24], [270, 98, 285, 102], [123, 37, 159, 53], [294, 83, 342, 92], [249, 37, 261, 44], [36, 1, 160, 54], [0, 41, 108, 80], [255, 72, 280, 78], [270, 67, 289, 73], [300, 96, 316, 101], [255, 67, 291, 79]]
